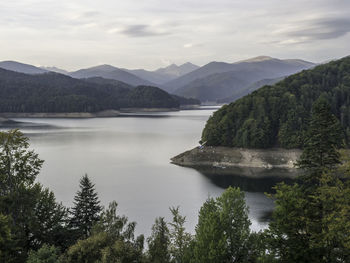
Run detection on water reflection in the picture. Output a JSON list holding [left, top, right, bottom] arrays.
[[194, 166, 296, 193]]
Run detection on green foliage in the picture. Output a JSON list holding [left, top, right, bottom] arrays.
[[193, 197, 226, 263], [69, 174, 102, 239], [202, 56, 350, 148], [0, 69, 181, 112], [168, 207, 192, 263], [125, 86, 180, 108], [192, 187, 252, 263], [0, 130, 68, 262], [0, 213, 13, 261], [65, 232, 110, 263], [30, 187, 69, 250], [27, 244, 62, 263], [297, 98, 343, 179], [171, 95, 200, 106], [65, 201, 145, 263], [0, 129, 43, 196], [267, 173, 350, 262], [266, 104, 350, 262], [147, 217, 171, 263]]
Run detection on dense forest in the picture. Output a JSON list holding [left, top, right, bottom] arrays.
[[202, 56, 350, 148], [0, 69, 199, 113], [0, 99, 349, 262]]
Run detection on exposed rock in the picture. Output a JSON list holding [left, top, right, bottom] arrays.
[[171, 146, 302, 178]]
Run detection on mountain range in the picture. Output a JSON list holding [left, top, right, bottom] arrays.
[[124, 62, 199, 84], [164, 56, 315, 102], [0, 56, 316, 103]]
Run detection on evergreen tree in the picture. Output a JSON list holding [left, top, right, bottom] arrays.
[[66, 201, 145, 263], [297, 97, 343, 182], [147, 217, 171, 263], [70, 174, 102, 239]]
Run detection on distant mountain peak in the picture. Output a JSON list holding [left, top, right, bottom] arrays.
[[155, 62, 199, 77], [88, 64, 118, 72], [41, 66, 69, 75], [179, 62, 199, 69], [238, 56, 274, 63], [0, 60, 48, 74], [69, 64, 155, 86]]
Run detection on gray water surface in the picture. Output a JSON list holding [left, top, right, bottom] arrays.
[[3, 107, 276, 237]]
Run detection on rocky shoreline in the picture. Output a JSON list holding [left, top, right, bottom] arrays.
[[171, 146, 302, 178]]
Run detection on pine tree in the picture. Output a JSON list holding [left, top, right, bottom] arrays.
[[70, 174, 102, 239], [147, 217, 171, 263], [297, 97, 343, 184]]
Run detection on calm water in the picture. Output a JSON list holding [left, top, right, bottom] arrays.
[[2, 107, 278, 237]]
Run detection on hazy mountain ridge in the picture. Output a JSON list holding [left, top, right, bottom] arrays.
[[0, 57, 315, 103], [167, 57, 315, 102], [125, 62, 199, 84], [83, 76, 134, 90], [0, 61, 48, 74], [41, 66, 69, 75], [83, 76, 200, 106], [217, 77, 284, 103], [69, 65, 156, 87]]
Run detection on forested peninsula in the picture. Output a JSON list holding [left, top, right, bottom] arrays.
[[202, 56, 350, 149], [0, 68, 199, 115]]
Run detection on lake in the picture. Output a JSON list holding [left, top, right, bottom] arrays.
[[1, 107, 279, 237]]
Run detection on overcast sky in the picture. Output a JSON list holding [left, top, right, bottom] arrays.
[[0, 0, 349, 70]]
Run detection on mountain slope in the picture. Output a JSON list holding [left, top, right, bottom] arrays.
[[155, 62, 199, 77], [0, 69, 179, 113], [83, 76, 133, 90], [41, 66, 69, 75], [217, 77, 284, 103], [69, 65, 155, 86], [201, 55, 350, 149], [0, 61, 48, 74], [125, 62, 199, 84], [166, 56, 315, 101]]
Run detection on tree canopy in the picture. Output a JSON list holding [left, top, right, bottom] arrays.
[[202, 55, 350, 148], [0, 69, 196, 113]]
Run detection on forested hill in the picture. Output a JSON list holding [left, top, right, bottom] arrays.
[[201, 56, 350, 149], [0, 68, 182, 113]]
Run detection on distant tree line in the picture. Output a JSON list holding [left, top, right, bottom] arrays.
[[202, 56, 350, 148], [0, 99, 349, 262], [0, 69, 199, 113]]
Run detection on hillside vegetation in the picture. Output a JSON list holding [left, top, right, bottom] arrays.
[[202, 56, 350, 148], [0, 69, 182, 112]]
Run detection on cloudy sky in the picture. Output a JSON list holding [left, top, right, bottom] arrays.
[[0, 0, 349, 70]]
